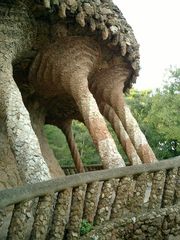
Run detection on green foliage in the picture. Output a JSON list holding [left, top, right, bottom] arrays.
[[126, 67, 180, 159], [147, 67, 180, 142], [44, 125, 74, 166], [80, 219, 93, 236], [44, 122, 101, 166], [72, 121, 100, 165]]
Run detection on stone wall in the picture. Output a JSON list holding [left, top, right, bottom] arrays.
[[82, 205, 180, 240]]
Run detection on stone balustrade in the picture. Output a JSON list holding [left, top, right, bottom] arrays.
[[0, 156, 180, 239]]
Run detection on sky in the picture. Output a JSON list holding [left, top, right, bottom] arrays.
[[114, 0, 180, 90]]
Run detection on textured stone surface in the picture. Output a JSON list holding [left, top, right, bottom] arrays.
[[36, 0, 140, 87], [90, 64, 156, 164], [7, 200, 35, 240], [49, 189, 72, 240], [1, 161, 180, 239], [0, 119, 22, 191], [82, 205, 180, 239], [99, 102, 142, 165], [162, 168, 178, 207], [175, 168, 180, 204], [128, 173, 149, 214], [0, 0, 143, 196], [0, 2, 52, 186], [148, 170, 166, 209], [29, 35, 125, 168], [83, 181, 103, 223], [111, 176, 134, 219], [66, 184, 87, 239], [30, 195, 54, 239], [95, 179, 119, 224]]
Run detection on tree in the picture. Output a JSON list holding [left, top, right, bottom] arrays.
[[126, 67, 180, 159], [146, 67, 180, 158], [44, 125, 74, 166]]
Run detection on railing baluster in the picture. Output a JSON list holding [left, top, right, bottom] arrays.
[[111, 176, 134, 219], [83, 181, 103, 223], [0, 157, 180, 240], [0, 208, 6, 228], [49, 189, 72, 240], [66, 184, 87, 239], [162, 168, 178, 207], [148, 170, 166, 209], [95, 179, 119, 224], [174, 167, 180, 204], [7, 200, 35, 239], [30, 195, 54, 239], [128, 173, 149, 214]]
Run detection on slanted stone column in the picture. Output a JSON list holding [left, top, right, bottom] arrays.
[[148, 171, 166, 209], [30, 195, 54, 239], [58, 120, 85, 173], [111, 176, 134, 219], [7, 201, 35, 240], [95, 178, 119, 224], [98, 102, 142, 165], [162, 168, 178, 207], [83, 181, 103, 223], [49, 189, 72, 240], [90, 64, 157, 164], [174, 168, 180, 204], [66, 184, 87, 239]]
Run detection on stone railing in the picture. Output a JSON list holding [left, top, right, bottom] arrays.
[[0, 156, 180, 239], [62, 164, 103, 175]]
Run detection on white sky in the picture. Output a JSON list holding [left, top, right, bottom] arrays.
[[114, 0, 180, 90]]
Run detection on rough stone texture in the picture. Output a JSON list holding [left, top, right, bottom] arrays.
[[1, 159, 180, 239], [82, 205, 180, 240], [120, 104, 157, 164], [83, 181, 103, 223], [111, 176, 134, 219], [29, 35, 125, 169], [95, 179, 119, 224], [49, 189, 72, 240], [30, 195, 54, 239], [37, 0, 140, 89], [28, 102, 64, 178], [7, 200, 35, 240], [0, 119, 22, 190], [0, 2, 52, 185], [162, 168, 178, 207], [90, 67, 157, 164], [0, 2, 179, 239], [0, 0, 142, 194], [0, 0, 143, 197], [148, 170, 166, 209], [175, 168, 180, 204], [128, 173, 149, 214], [66, 184, 87, 239], [99, 102, 142, 165], [0, 118, 22, 233]]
